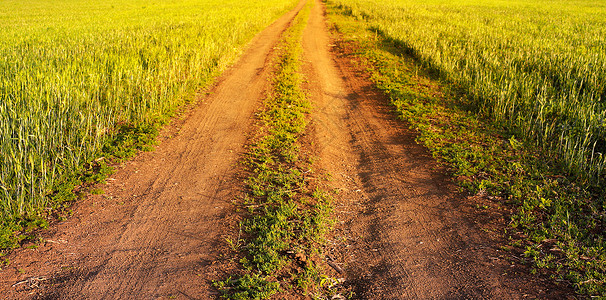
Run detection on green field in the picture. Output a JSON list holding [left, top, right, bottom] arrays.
[[0, 0, 297, 239], [331, 0, 606, 184]]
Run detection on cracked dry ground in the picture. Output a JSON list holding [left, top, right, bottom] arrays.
[[0, 0, 572, 299]]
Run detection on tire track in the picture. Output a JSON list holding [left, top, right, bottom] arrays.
[[302, 0, 563, 298]]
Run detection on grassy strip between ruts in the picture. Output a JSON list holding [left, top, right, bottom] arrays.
[[326, 2, 605, 297], [214, 1, 336, 299]]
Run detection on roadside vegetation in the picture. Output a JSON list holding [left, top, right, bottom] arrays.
[[327, 0, 605, 296], [215, 2, 336, 298], [0, 0, 298, 250]]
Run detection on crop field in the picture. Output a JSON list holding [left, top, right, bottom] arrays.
[[0, 0, 297, 234], [331, 0, 606, 184]]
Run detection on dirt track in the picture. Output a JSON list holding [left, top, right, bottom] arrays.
[[0, 0, 571, 299], [0, 1, 306, 298], [302, 0, 569, 298]]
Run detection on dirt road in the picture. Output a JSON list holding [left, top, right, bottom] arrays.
[[0, 0, 570, 298], [0, 1, 306, 298]]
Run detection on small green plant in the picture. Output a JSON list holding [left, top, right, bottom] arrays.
[[0, 257, 10, 270], [215, 274, 280, 300], [90, 188, 104, 195]]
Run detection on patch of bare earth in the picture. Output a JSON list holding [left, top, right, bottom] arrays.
[[0, 1, 306, 299], [302, 0, 575, 298]]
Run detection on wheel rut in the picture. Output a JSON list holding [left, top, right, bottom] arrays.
[[302, 0, 567, 298]]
